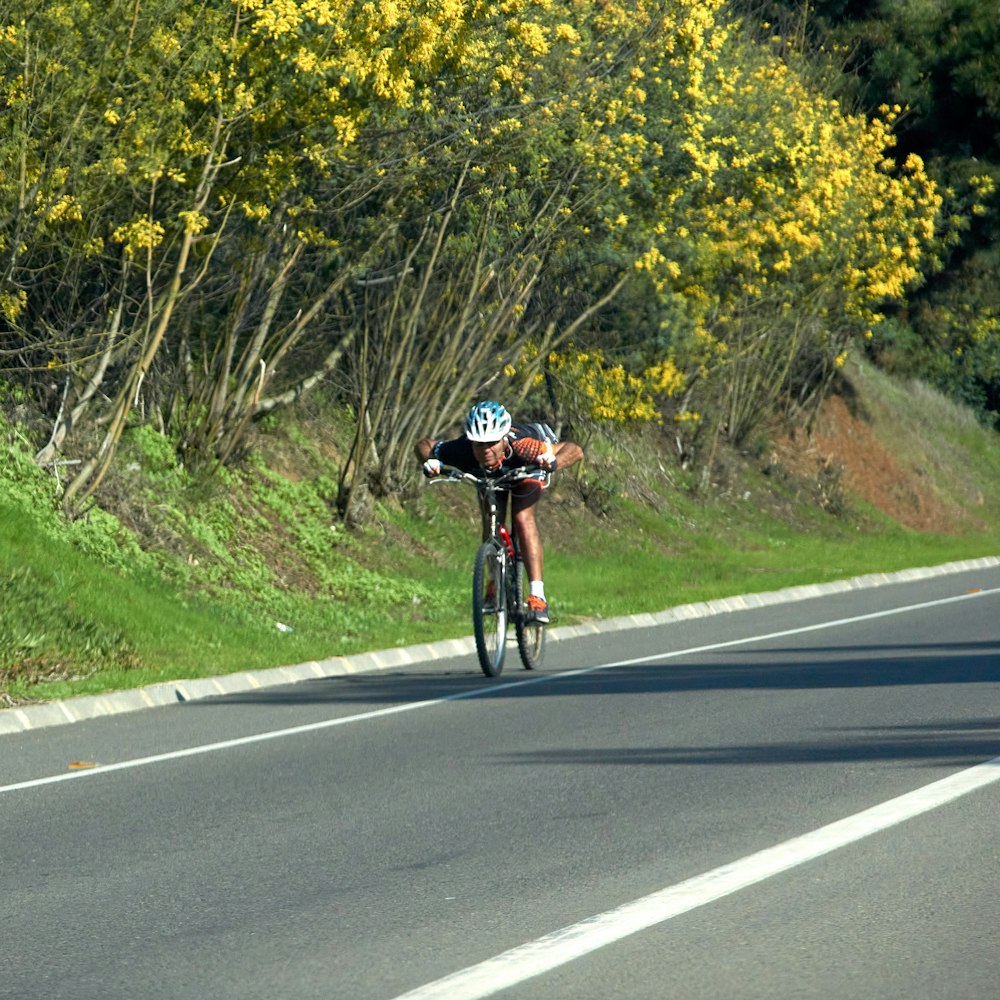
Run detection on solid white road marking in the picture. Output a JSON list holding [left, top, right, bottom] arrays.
[[389, 756, 1000, 1000], [1, 587, 995, 797]]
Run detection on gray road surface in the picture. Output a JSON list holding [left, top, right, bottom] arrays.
[[2, 568, 999, 1000]]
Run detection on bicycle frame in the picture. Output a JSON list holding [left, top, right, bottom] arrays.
[[475, 473, 519, 557], [435, 465, 543, 546]]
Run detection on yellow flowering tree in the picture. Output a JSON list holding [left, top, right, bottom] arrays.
[[602, 9, 943, 447], [0, 0, 950, 509], [1, 0, 565, 506], [331, 0, 692, 499]]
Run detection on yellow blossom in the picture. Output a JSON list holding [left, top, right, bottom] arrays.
[[179, 210, 209, 235], [111, 218, 165, 257]]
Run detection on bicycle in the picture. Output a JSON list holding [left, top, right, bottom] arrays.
[[431, 466, 548, 677]]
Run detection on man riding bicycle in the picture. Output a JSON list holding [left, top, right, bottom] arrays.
[[415, 401, 583, 623]]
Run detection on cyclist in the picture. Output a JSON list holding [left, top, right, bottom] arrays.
[[415, 400, 583, 623]]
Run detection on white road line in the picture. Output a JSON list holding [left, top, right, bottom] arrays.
[[389, 755, 1000, 1000], [1, 588, 994, 797]]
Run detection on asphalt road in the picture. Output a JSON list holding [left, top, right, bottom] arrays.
[[3, 569, 999, 1000]]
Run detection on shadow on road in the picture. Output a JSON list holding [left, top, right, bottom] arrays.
[[496, 718, 1000, 769], [184, 639, 1000, 769], [201, 639, 1000, 708]]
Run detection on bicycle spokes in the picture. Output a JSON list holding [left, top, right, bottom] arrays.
[[473, 541, 508, 677]]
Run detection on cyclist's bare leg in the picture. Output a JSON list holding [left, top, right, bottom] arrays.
[[512, 505, 543, 582], [512, 479, 551, 623], [497, 490, 541, 577]]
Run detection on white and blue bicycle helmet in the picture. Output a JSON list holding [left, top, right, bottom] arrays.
[[464, 401, 512, 442]]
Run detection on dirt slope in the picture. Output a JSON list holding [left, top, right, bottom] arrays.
[[772, 386, 984, 534]]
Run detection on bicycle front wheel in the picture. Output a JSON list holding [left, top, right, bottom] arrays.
[[514, 558, 546, 670], [472, 540, 508, 677]]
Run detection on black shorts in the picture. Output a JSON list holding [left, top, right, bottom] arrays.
[[501, 474, 547, 517]]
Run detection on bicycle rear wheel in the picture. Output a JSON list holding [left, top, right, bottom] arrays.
[[514, 557, 546, 670], [472, 540, 508, 677]]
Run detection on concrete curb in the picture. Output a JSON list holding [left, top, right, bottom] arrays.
[[3, 555, 998, 736]]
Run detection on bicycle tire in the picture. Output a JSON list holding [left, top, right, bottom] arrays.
[[514, 557, 546, 670], [472, 540, 508, 677]]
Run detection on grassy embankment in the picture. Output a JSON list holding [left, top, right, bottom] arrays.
[[2, 360, 1000, 706]]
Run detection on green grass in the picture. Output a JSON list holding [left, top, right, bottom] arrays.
[[543, 498, 998, 624], [0, 499, 308, 700], [5, 486, 995, 707], [3, 362, 1000, 706]]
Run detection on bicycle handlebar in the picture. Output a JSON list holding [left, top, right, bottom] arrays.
[[428, 465, 548, 489]]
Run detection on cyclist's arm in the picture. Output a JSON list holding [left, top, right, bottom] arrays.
[[508, 437, 547, 465], [553, 440, 583, 468], [509, 437, 584, 473], [416, 436, 477, 472], [511, 436, 584, 472], [415, 437, 436, 462]]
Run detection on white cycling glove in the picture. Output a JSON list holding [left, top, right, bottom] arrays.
[[422, 458, 443, 477], [537, 444, 557, 471]]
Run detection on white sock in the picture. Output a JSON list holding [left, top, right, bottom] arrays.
[[530, 581, 545, 600]]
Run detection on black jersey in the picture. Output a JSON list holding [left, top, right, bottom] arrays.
[[432, 422, 549, 473]]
